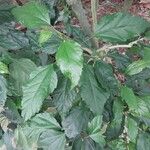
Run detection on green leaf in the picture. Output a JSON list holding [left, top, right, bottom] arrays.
[[21, 65, 58, 121], [15, 127, 33, 150], [126, 60, 150, 75], [10, 59, 37, 82], [88, 116, 102, 134], [0, 24, 29, 50], [9, 58, 37, 94], [56, 40, 83, 88], [2, 130, 16, 150], [72, 137, 101, 150], [29, 112, 61, 129], [145, 31, 150, 40], [121, 86, 138, 111], [108, 51, 131, 71], [95, 12, 150, 43], [40, 0, 57, 20], [22, 112, 61, 144], [39, 130, 66, 150], [53, 77, 77, 115], [12, 1, 50, 28], [26, 31, 62, 54], [87, 116, 105, 146], [5, 99, 23, 124], [0, 61, 8, 74], [133, 97, 150, 118], [62, 107, 91, 138], [94, 61, 118, 94], [105, 99, 124, 140], [68, 26, 92, 48], [126, 117, 138, 143], [108, 139, 126, 150], [0, 75, 7, 106], [80, 65, 110, 115], [140, 96, 150, 110], [89, 133, 105, 147], [142, 46, 150, 61], [39, 27, 52, 45], [137, 132, 150, 150], [0, 1, 14, 24], [113, 99, 124, 122]]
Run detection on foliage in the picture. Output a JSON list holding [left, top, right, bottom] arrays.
[[0, 0, 150, 149]]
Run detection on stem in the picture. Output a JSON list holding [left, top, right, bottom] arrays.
[[122, 0, 133, 12], [91, 0, 97, 32], [91, 0, 99, 47]]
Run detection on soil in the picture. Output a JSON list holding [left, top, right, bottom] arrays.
[[80, 0, 150, 23]]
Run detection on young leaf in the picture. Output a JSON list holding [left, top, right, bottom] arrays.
[[0, 75, 7, 106], [39, 130, 66, 150], [121, 86, 138, 111], [95, 12, 150, 43], [126, 117, 138, 143], [62, 107, 91, 138], [53, 77, 77, 115], [126, 60, 150, 75], [12, 1, 50, 28], [21, 65, 57, 121], [0, 61, 8, 74], [39, 27, 52, 45], [80, 65, 110, 115], [56, 40, 83, 88]]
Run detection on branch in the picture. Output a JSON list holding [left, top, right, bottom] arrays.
[[66, 0, 98, 49], [97, 38, 144, 52], [49, 26, 93, 55]]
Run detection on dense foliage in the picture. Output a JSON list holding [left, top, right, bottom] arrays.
[[1, 0, 150, 149]]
